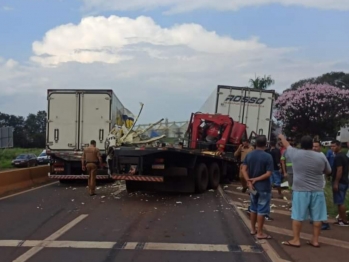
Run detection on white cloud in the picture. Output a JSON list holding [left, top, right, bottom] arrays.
[[31, 15, 293, 67], [5, 59, 18, 69], [2, 6, 14, 11], [81, 0, 349, 13], [1, 15, 349, 123]]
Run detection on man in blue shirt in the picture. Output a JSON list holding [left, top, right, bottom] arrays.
[[242, 135, 274, 240], [326, 148, 335, 169]]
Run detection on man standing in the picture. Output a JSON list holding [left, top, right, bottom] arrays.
[[266, 141, 283, 199], [312, 141, 330, 230], [330, 140, 349, 226], [279, 134, 331, 248], [241, 135, 274, 239], [234, 139, 254, 193], [81, 140, 102, 196]]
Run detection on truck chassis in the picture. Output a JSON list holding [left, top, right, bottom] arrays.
[[110, 147, 239, 193]]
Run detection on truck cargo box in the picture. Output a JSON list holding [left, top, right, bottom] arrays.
[[199, 85, 275, 141], [46, 89, 130, 152]]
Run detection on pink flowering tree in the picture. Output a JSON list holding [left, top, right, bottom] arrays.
[[274, 83, 349, 138]]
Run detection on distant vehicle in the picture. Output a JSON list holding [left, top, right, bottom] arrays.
[[37, 150, 50, 165], [12, 154, 38, 168], [336, 126, 349, 147], [321, 137, 334, 147]]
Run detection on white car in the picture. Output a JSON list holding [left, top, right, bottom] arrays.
[[321, 141, 332, 147], [37, 150, 50, 165]]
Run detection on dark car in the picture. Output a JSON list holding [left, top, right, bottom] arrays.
[[11, 154, 38, 168]]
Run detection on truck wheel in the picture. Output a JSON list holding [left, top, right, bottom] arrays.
[[126, 181, 137, 193], [208, 162, 220, 189], [195, 163, 209, 193], [59, 179, 69, 184]]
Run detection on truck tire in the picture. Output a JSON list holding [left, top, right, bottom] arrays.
[[208, 162, 220, 189], [195, 163, 209, 193], [59, 179, 69, 184], [125, 181, 137, 193]]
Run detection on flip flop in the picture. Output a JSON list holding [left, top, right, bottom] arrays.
[[250, 231, 257, 235], [257, 235, 272, 239], [306, 241, 320, 248], [281, 241, 300, 248]]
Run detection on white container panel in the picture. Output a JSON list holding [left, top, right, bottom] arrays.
[[47, 93, 79, 150], [79, 93, 112, 150]]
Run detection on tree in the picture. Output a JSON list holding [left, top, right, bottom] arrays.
[[0, 111, 47, 148], [25, 111, 47, 148], [290, 72, 349, 90], [249, 75, 275, 90], [274, 83, 349, 138]]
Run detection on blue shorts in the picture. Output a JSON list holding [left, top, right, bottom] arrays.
[[250, 191, 271, 216], [291, 191, 327, 222], [333, 183, 348, 205], [270, 170, 282, 187]]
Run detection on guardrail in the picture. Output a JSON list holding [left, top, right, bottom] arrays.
[[0, 166, 50, 196]]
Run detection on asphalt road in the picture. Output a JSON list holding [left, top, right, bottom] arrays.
[[0, 181, 271, 262]]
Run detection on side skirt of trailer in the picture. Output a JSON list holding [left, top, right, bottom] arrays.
[[48, 174, 110, 180], [111, 175, 164, 183]]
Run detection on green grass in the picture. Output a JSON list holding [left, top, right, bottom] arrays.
[[0, 148, 43, 170], [324, 182, 349, 219]]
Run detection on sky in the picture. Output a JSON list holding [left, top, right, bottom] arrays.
[[1, 0, 349, 124]]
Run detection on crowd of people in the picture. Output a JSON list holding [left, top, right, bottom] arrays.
[[236, 135, 349, 247]]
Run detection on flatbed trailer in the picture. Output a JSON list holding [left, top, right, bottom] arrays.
[[110, 147, 239, 193]]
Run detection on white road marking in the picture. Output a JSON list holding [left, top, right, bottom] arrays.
[[13, 214, 88, 262], [0, 240, 261, 253], [143, 242, 230, 252], [0, 181, 59, 201], [124, 242, 139, 250]]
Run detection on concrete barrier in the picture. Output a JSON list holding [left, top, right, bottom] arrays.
[[0, 166, 50, 196]]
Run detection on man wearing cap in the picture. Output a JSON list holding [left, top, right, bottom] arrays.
[[234, 139, 254, 192]]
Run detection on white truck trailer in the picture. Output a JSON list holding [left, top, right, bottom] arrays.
[[46, 89, 134, 182], [336, 126, 349, 147], [199, 85, 275, 142]]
